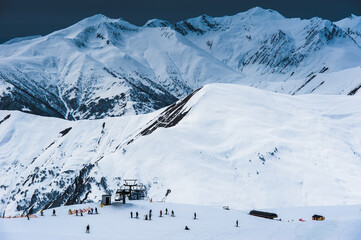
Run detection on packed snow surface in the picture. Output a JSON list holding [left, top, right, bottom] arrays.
[[1, 83, 361, 216], [1, 201, 361, 240]]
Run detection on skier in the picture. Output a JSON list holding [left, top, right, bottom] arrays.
[[135, 212, 139, 219], [171, 210, 175, 217], [76, 210, 78, 216], [236, 220, 238, 227], [149, 212, 152, 220], [130, 212, 133, 218], [194, 212, 197, 220], [149, 209, 152, 215], [86, 224, 90, 233], [159, 210, 162, 217], [52, 209, 56, 216], [40, 209, 44, 216], [165, 208, 168, 215], [95, 207, 98, 214], [145, 214, 148, 220], [80, 211, 83, 216], [185, 226, 190, 230]]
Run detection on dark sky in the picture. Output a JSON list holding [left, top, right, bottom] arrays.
[[1, 0, 361, 43]]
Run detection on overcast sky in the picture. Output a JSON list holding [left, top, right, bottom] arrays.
[[1, 0, 361, 43]]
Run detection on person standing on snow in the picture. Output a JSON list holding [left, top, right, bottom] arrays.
[[52, 209, 56, 216], [130, 212, 133, 218], [194, 212, 197, 220], [236, 220, 238, 227], [86, 225, 90, 233]]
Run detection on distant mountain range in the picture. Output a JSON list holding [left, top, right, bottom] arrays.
[[1, 7, 361, 120]]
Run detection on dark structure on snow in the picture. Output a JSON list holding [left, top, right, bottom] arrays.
[[101, 195, 112, 205], [312, 214, 325, 221], [249, 210, 278, 219], [115, 179, 146, 204]]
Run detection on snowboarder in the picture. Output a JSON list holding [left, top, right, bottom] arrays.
[[194, 212, 197, 220], [52, 209, 56, 216], [165, 208, 168, 215], [80, 211, 83, 216], [145, 214, 148, 220], [95, 207, 98, 214], [40, 209, 44, 216], [76, 210, 78, 216], [135, 212, 139, 219], [130, 212, 133, 218], [171, 210, 175, 217], [159, 210, 162, 217], [236, 220, 238, 227], [86, 224, 90, 233], [185, 226, 190, 230]]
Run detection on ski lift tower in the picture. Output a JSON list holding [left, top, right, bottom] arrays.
[[115, 179, 146, 204]]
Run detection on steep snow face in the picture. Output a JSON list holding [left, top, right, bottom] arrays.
[[1, 8, 361, 120], [335, 14, 361, 46], [177, 8, 361, 79], [1, 84, 361, 215]]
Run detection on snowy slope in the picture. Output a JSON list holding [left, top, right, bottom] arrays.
[[1, 84, 361, 215], [335, 14, 361, 46], [1, 8, 361, 120], [1, 201, 361, 240]]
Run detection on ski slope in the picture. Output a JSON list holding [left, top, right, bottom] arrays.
[[1, 200, 361, 240]]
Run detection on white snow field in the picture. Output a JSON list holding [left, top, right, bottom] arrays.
[[1, 200, 361, 240], [1, 83, 361, 219]]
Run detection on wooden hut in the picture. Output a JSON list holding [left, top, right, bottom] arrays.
[[249, 210, 278, 219], [312, 214, 325, 221]]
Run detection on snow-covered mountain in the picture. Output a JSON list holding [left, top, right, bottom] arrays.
[[1, 7, 361, 120], [1, 84, 361, 215]]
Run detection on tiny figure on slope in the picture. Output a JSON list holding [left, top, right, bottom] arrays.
[[171, 210, 175, 217], [95, 207, 98, 214], [52, 209, 56, 216], [75, 210, 78, 216], [130, 211, 133, 218], [236, 220, 238, 227], [149, 212, 152, 220], [86, 224, 90, 233], [145, 214, 148, 220], [165, 208, 168, 215], [185, 226, 190, 230], [194, 212, 197, 220], [159, 210, 162, 217], [80, 211, 83, 216], [135, 212, 139, 219], [40, 209, 44, 216]]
